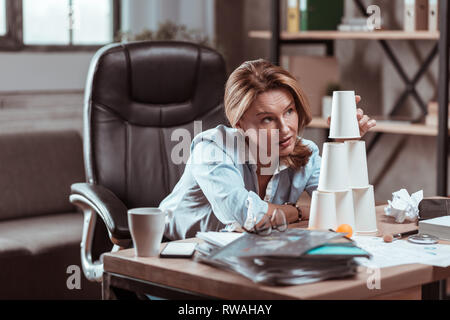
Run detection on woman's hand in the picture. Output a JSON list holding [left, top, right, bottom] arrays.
[[327, 95, 377, 138]]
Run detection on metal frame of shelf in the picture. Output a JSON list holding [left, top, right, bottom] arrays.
[[269, 0, 449, 199]]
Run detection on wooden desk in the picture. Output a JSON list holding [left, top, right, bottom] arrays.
[[103, 205, 450, 300]]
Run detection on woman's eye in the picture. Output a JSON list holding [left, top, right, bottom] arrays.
[[286, 108, 294, 115], [262, 117, 272, 123]]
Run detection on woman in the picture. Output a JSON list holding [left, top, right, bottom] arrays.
[[160, 59, 376, 240]]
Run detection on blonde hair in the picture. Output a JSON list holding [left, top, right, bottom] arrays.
[[224, 59, 313, 170]]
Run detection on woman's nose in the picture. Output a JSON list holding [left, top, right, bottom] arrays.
[[279, 119, 290, 136]]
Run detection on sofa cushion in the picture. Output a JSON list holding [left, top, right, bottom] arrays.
[[0, 212, 84, 255], [0, 212, 101, 299], [0, 130, 85, 221], [0, 238, 31, 257]]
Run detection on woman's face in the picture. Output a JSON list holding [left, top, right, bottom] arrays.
[[237, 88, 299, 160]]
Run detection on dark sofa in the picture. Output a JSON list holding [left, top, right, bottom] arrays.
[[0, 130, 101, 299]]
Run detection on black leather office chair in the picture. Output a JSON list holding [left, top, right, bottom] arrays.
[[70, 41, 227, 281]]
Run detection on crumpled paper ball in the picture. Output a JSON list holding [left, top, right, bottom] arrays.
[[384, 189, 423, 223]]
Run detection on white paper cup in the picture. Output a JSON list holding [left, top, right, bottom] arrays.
[[308, 191, 338, 230], [329, 91, 361, 139], [318, 142, 350, 192], [128, 208, 171, 257], [345, 140, 369, 188], [334, 189, 356, 231], [352, 185, 377, 234]]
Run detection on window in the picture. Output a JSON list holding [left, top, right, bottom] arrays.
[[23, 0, 71, 45], [0, 0, 120, 50], [0, 0, 6, 36], [72, 0, 113, 45]]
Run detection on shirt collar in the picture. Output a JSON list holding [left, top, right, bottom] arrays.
[[247, 159, 289, 175]]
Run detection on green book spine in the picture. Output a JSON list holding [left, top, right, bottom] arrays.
[[300, 0, 308, 31], [300, 0, 344, 31]]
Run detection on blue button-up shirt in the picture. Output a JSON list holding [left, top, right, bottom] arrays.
[[160, 124, 321, 240]]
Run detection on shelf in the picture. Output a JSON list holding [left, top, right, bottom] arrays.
[[307, 117, 447, 136], [249, 30, 440, 41]]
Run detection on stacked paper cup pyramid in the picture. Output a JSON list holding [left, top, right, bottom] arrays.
[[308, 91, 377, 235]]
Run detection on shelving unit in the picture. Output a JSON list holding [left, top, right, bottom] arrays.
[[249, 30, 440, 40], [251, 0, 449, 199], [308, 117, 449, 136], [252, 0, 449, 300]]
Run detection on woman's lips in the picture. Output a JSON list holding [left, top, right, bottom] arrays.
[[279, 136, 292, 148]]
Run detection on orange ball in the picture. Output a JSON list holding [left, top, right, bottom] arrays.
[[336, 224, 353, 238]]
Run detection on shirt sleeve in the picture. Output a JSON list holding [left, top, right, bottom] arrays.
[[189, 140, 268, 229], [304, 141, 321, 196]]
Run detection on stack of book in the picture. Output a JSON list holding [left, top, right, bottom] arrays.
[[196, 229, 370, 286], [404, 0, 439, 32], [287, 0, 344, 32], [338, 17, 373, 32]]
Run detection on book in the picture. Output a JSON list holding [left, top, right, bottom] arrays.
[[207, 229, 343, 259], [300, 0, 344, 31], [419, 216, 450, 241], [428, 0, 439, 31], [404, 0, 429, 31], [287, 0, 300, 33]]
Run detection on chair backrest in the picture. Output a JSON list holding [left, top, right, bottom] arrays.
[[83, 41, 227, 208]]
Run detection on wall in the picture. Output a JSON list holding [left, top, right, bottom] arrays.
[[0, 52, 93, 92]]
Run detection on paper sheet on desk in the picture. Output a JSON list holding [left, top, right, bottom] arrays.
[[353, 236, 450, 268], [196, 231, 244, 247]]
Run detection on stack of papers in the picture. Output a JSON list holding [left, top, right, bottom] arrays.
[[353, 236, 450, 268], [195, 229, 371, 286]]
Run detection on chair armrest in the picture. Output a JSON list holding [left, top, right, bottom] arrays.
[[70, 182, 130, 241]]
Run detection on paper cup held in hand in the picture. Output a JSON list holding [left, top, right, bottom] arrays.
[[309, 190, 338, 230], [345, 140, 369, 188], [329, 91, 361, 139], [352, 185, 377, 234], [334, 189, 356, 231], [318, 142, 350, 192]]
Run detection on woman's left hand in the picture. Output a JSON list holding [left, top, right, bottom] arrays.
[[327, 95, 376, 138]]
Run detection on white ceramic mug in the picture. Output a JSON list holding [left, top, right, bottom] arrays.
[[128, 207, 173, 257]]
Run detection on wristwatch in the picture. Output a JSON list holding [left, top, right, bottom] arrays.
[[284, 202, 302, 221]]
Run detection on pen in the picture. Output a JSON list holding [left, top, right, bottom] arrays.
[[393, 229, 418, 239]]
